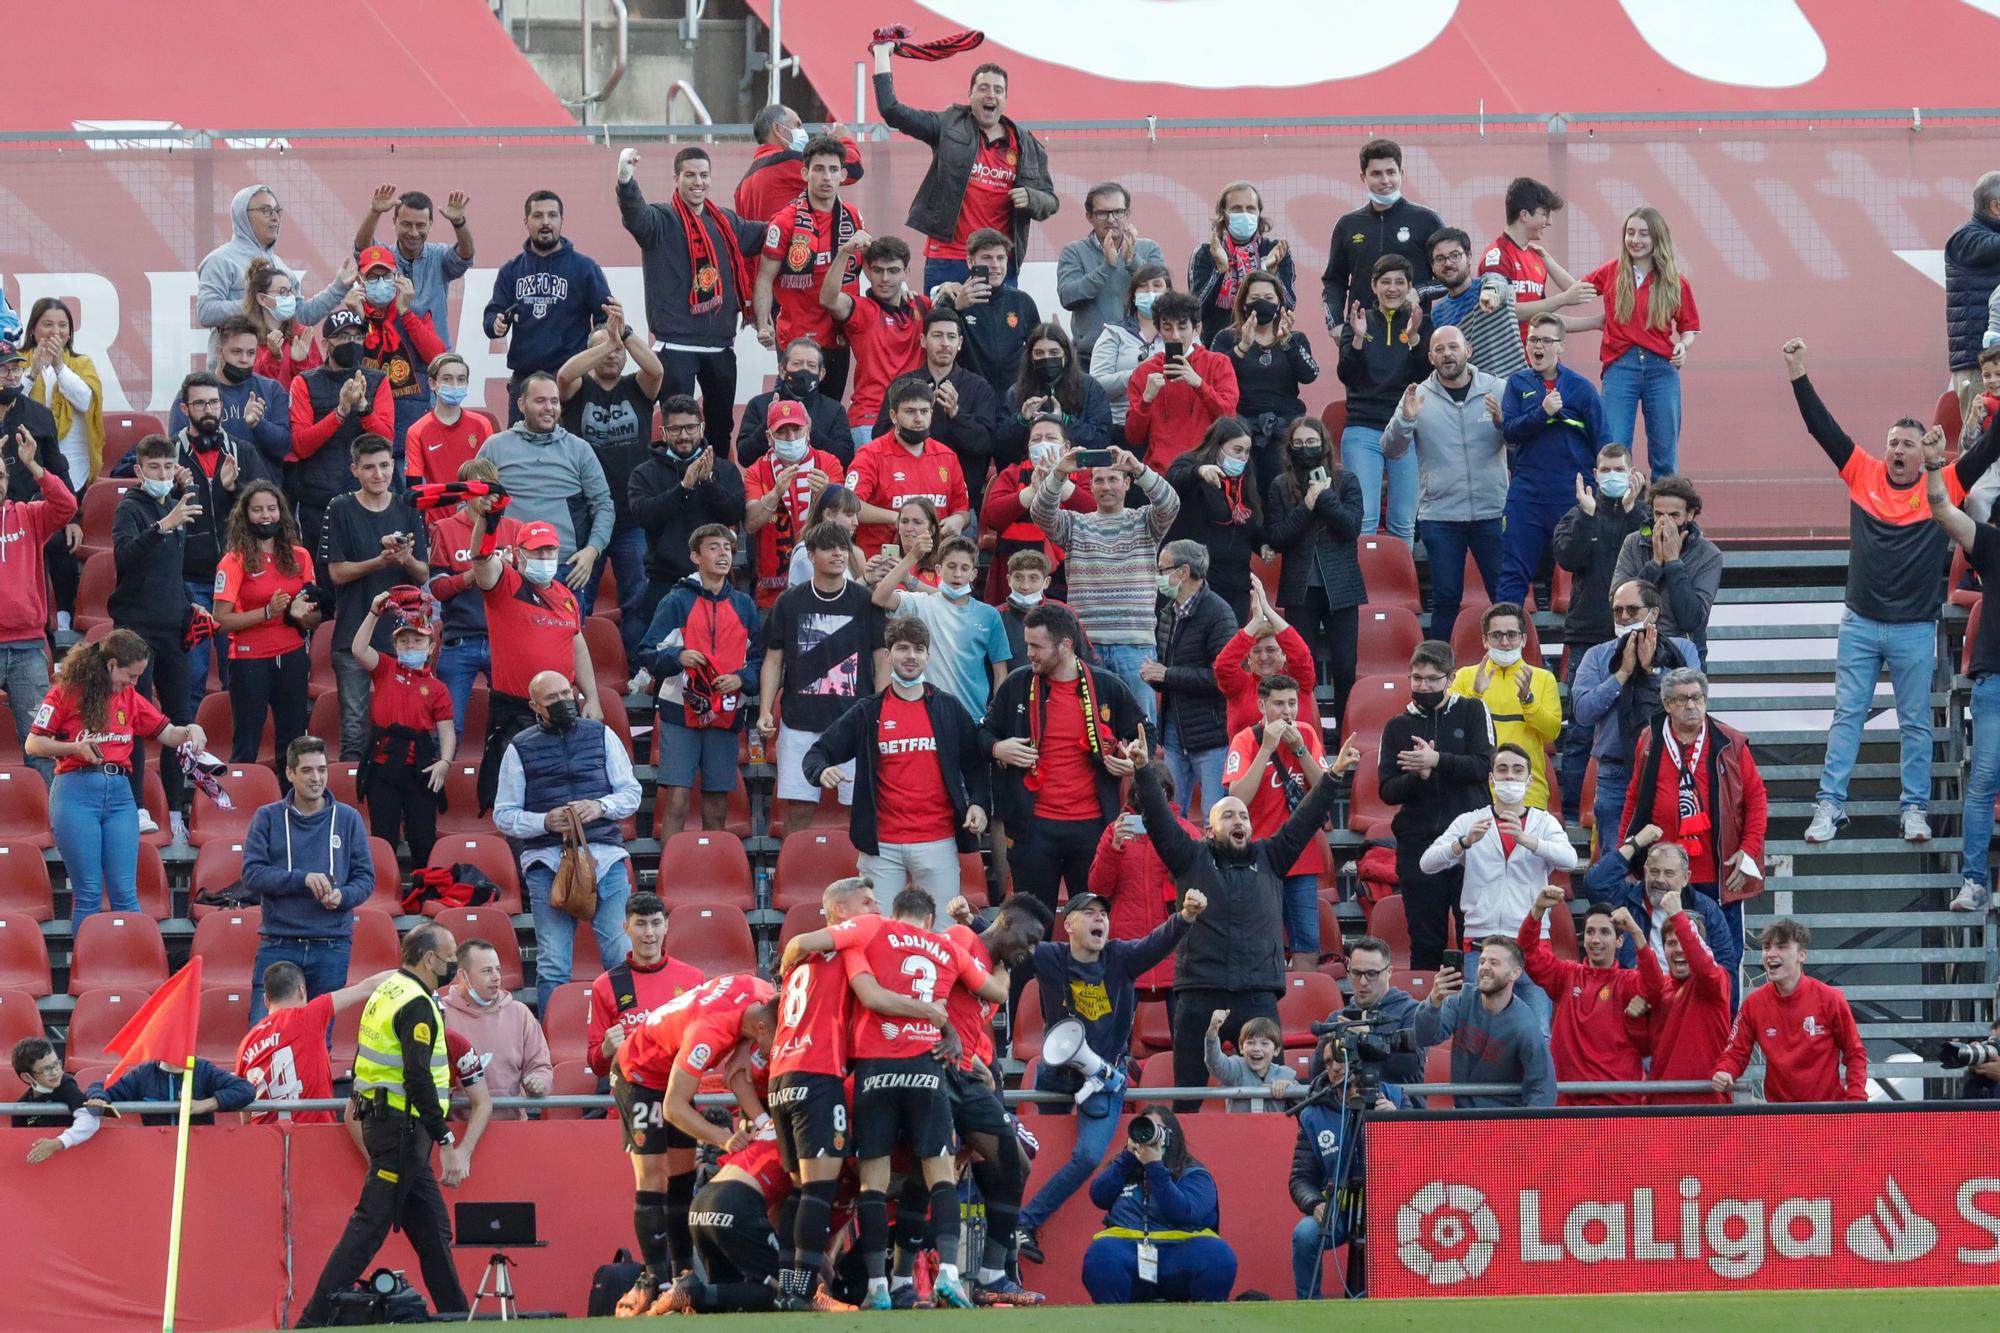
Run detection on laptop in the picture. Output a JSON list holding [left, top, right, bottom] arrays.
[[455, 1202, 538, 1247]]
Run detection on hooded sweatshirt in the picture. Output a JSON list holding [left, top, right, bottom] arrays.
[[475, 424, 614, 559], [441, 983, 553, 1118], [196, 184, 353, 329], [481, 237, 611, 376], [0, 465, 77, 643], [239, 797, 375, 938]]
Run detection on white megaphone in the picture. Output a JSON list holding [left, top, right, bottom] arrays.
[[1042, 1018, 1128, 1111]]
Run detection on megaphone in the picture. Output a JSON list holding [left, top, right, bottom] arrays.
[[1042, 1018, 1127, 1112]]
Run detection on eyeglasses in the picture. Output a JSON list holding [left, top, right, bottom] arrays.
[[1610, 604, 1648, 622], [1347, 965, 1391, 982], [1091, 208, 1130, 220], [663, 423, 702, 435], [1484, 630, 1525, 645], [1433, 250, 1467, 263], [1409, 673, 1448, 688], [247, 205, 284, 218], [1664, 694, 1706, 708], [1526, 336, 1562, 348]]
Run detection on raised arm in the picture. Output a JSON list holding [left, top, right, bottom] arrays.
[[1782, 340, 1855, 471]]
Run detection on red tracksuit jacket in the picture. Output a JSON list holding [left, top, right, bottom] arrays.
[[1634, 909, 1733, 1104], [1519, 913, 1664, 1106], [1714, 973, 1868, 1103]]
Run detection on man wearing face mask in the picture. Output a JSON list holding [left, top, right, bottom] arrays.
[[494, 669, 643, 1014], [849, 378, 971, 559], [1449, 603, 1562, 810], [352, 186, 477, 349], [165, 373, 250, 710], [288, 308, 393, 565], [1499, 313, 1611, 608], [441, 938, 553, 1120], [300, 921, 471, 1326], [170, 318, 289, 481], [981, 420, 1091, 604], [873, 534, 1013, 718], [735, 105, 865, 227], [1570, 580, 1701, 840], [744, 399, 846, 608], [939, 229, 1041, 403], [872, 308, 1000, 513], [1320, 139, 1445, 333], [628, 394, 747, 638], [737, 338, 854, 470], [352, 244, 449, 455]]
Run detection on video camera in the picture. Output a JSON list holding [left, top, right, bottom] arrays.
[[1940, 1038, 2000, 1071], [1300, 1007, 1415, 1112]]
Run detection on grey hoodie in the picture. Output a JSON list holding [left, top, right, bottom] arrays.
[[195, 184, 353, 329], [475, 424, 614, 558], [1380, 367, 1510, 523]]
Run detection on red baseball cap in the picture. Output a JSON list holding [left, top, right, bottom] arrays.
[[517, 520, 561, 551], [766, 398, 810, 432], [357, 244, 398, 274]]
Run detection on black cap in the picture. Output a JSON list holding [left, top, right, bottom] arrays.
[[323, 307, 366, 336], [1062, 893, 1110, 915]]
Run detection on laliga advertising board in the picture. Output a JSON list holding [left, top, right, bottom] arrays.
[[1367, 1107, 2000, 1297]]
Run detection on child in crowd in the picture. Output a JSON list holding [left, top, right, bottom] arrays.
[[1203, 1011, 1298, 1112], [349, 588, 455, 866]]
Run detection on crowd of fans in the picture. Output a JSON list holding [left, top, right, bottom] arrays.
[[7, 33, 2000, 1314]]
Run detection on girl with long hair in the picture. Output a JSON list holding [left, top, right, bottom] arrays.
[[26, 630, 207, 923], [786, 483, 865, 587], [1573, 205, 1701, 478], [21, 298, 94, 625], [242, 256, 326, 386], [210, 482, 322, 767], [1263, 415, 1365, 730], [1090, 264, 1173, 450], [998, 323, 1111, 464], [1165, 416, 1263, 621], [1189, 180, 1297, 346], [1211, 271, 1321, 495], [1080, 1105, 1236, 1304], [865, 498, 944, 592]]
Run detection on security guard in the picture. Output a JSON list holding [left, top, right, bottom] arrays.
[[298, 923, 470, 1326]]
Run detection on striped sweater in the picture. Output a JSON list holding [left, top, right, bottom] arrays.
[[1428, 273, 1527, 380], [1030, 467, 1180, 644]]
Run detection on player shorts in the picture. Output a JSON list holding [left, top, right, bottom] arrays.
[[611, 1064, 697, 1155], [945, 1065, 1009, 1140], [770, 1071, 852, 1171], [689, 1180, 782, 1284], [853, 1055, 957, 1160]]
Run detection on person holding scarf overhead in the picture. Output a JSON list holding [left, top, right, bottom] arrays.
[[752, 135, 865, 396], [1188, 181, 1297, 348], [616, 144, 764, 460], [985, 602, 1143, 912], [351, 246, 449, 459], [23, 299, 98, 630]]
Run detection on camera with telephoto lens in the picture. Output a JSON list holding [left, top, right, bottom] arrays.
[[1128, 1115, 1166, 1149], [1308, 1008, 1414, 1111], [1941, 1038, 2000, 1071]]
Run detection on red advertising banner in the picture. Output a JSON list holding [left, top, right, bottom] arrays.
[[1367, 1106, 2000, 1298]]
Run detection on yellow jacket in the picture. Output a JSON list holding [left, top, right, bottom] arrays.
[[1449, 658, 1561, 809]]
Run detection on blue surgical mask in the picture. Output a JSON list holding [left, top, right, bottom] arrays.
[[141, 477, 175, 500], [894, 669, 926, 687], [773, 436, 811, 465], [789, 125, 810, 152], [1009, 590, 1043, 609], [364, 277, 397, 307], [1220, 454, 1248, 477], [1134, 291, 1160, 318], [1369, 189, 1403, 208], [270, 294, 298, 321], [941, 582, 973, 601], [522, 558, 559, 587], [436, 384, 468, 407], [1226, 213, 1258, 242], [1597, 471, 1631, 499], [396, 649, 430, 669]]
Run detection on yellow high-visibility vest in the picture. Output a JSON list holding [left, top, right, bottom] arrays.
[[351, 970, 448, 1113]]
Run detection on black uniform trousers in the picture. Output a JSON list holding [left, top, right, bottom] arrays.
[[302, 1104, 467, 1322]]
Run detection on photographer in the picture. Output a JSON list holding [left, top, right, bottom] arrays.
[[1960, 1019, 2000, 1099], [1414, 938, 1556, 1107], [1288, 1030, 1403, 1300], [1080, 1106, 1236, 1305]]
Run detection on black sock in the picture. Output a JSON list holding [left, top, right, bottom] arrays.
[[928, 1181, 962, 1269], [858, 1190, 890, 1280], [665, 1173, 697, 1275], [893, 1174, 928, 1277], [633, 1190, 671, 1275], [793, 1179, 839, 1294]]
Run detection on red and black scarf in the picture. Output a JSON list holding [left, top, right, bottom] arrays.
[[674, 191, 753, 317], [1023, 664, 1118, 791], [777, 193, 859, 290], [868, 24, 984, 61], [1215, 232, 1262, 311]]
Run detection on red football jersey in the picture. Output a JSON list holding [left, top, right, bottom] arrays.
[[771, 944, 857, 1079], [235, 993, 337, 1125], [722, 1135, 795, 1209], [617, 973, 776, 1088], [831, 915, 990, 1060], [1479, 232, 1549, 339], [944, 924, 999, 1071]]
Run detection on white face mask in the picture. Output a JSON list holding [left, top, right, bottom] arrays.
[[772, 435, 810, 464], [1029, 440, 1063, 467], [1009, 590, 1043, 609], [521, 558, 559, 586], [1613, 618, 1648, 640], [1492, 780, 1529, 806], [1488, 647, 1523, 668], [940, 582, 973, 601]]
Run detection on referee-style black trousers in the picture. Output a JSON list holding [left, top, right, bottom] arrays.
[[300, 1109, 466, 1323]]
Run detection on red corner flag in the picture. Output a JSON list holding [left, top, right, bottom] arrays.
[[104, 956, 204, 1087]]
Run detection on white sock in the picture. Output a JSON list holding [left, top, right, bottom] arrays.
[[937, 1264, 960, 1285], [868, 1277, 889, 1295], [978, 1267, 1006, 1284], [889, 1276, 912, 1291]]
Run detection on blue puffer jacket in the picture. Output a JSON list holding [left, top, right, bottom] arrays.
[[1090, 1154, 1221, 1236], [1945, 212, 2000, 371]]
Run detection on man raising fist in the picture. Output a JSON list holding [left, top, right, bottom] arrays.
[[1515, 887, 1665, 1106]]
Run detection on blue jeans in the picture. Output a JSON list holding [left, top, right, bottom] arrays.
[[1160, 713, 1225, 820], [1601, 347, 1683, 479], [51, 768, 141, 924], [0, 641, 52, 784], [1284, 873, 1321, 955], [1497, 489, 1571, 607], [247, 935, 353, 1024], [1556, 652, 1592, 824], [436, 636, 492, 734], [1082, 1235, 1236, 1304], [593, 524, 650, 654], [1818, 610, 1935, 811], [850, 424, 876, 452], [1419, 516, 1504, 643], [184, 578, 224, 714], [1293, 1212, 1347, 1299], [1593, 759, 1631, 849], [1018, 1076, 1125, 1233], [1964, 675, 2000, 881], [525, 855, 633, 1014], [1090, 642, 1157, 728], [1345, 424, 1416, 543]]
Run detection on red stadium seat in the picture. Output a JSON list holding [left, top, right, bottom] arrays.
[[539, 1059, 602, 1121], [1346, 748, 1390, 833], [346, 907, 402, 984], [1135, 997, 1173, 1055], [0, 702, 21, 766], [1138, 1051, 1183, 1090], [134, 844, 171, 920], [1354, 606, 1424, 679], [540, 981, 594, 1064], [0, 766, 54, 848], [1365, 895, 1412, 968], [772, 830, 860, 911], [1450, 606, 1543, 672], [1315, 897, 1345, 975], [1343, 676, 1410, 753], [78, 482, 138, 551], [306, 687, 343, 752], [195, 987, 252, 1064], [431, 906, 521, 989], [1284, 1049, 1314, 1081], [425, 834, 524, 915], [1549, 565, 1573, 615], [1546, 902, 1580, 962], [433, 763, 485, 834], [330, 1002, 361, 1079], [367, 837, 405, 913], [1013, 979, 1045, 1062], [308, 622, 337, 699], [666, 904, 757, 978], [189, 764, 282, 847], [190, 908, 263, 991], [460, 687, 490, 751], [1392, 969, 1437, 1007], [1278, 972, 1341, 1047], [582, 617, 629, 695], [0, 913, 53, 995], [598, 691, 635, 761], [958, 853, 989, 908], [776, 902, 829, 950], [1934, 387, 1965, 446], [197, 690, 274, 766], [72, 550, 119, 633], [655, 832, 754, 910], [0, 841, 55, 921], [325, 760, 363, 811], [138, 769, 171, 849], [1423, 1042, 1455, 1107], [1015, 1059, 1048, 1112], [0, 985, 44, 1051], [66, 988, 153, 1070], [1355, 538, 1420, 616], [101, 414, 164, 475], [68, 912, 168, 995], [188, 841, 246, 919]]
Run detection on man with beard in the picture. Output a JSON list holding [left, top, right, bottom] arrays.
[[1517, 890, 1663, 1106], [1632, 887, 1733, 1104], [166, 371, 252, 710], [1582, 827, 1741, 1010], [737, 337, 854, 470], [476, 370, 614, 616], [871, 309, 999, 513], [287, 309, 392, 563], [628, 394, 747, 634], [483, 190, 611, 421], [169, 318, 287, 483], [1415, 937, 1556, 1108], [754, 136, 866, 397]]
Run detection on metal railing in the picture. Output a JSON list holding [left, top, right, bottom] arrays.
[[561, 0, 629, 124]]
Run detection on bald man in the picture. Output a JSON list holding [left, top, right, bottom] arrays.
[[1383, 324, 1513, 640]]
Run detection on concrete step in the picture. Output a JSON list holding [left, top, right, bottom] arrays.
[[1797, 946, 1984, 963], [1765, 839, 1954, 858], [1757, 764, 1910, 783], [1751, 911, 1992, 928], [1758, 873, 1962, 891], [1766, 800, 1963, 820], [1858, 1022, 1984, 1038], [1839, 984, 1994, 1000], [1711, 691, 1950, 712], [1718, 586, 1846, 604], [1744, 730, 1949, 748], [1706, 658, 1842, 679], [1707, 623, 1843, 642]]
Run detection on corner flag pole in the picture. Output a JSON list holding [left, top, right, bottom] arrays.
[[161, 1053, 198, 1333]]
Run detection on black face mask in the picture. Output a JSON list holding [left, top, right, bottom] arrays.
[[0, 386, 19, 406], [218, 362, 252, 385], [430, 954, 458, 987], [249, 519, 283, 539], [895, 424, 928, 448], [1293, 444, 1325, 464], [779, 370, 818, 401], [1410, 689, 1446, 712], [328, 341, 363, 370], [1032, 358, 1064, 386], [1249, 299, 1281, 326], [543, 697, 580, 733]]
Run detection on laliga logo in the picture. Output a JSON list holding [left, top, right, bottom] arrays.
[[1396, 1182, 1499, 1286]]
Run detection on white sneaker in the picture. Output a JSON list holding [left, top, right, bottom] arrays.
[[629, 668, 654, 696], [56, 611, 72, 632], [136, 809, 160, 835], [1901, 807, 1933, 843], [1803, 800, 1844, 844], [1951, 877, 1991, 912], [169, 812, 188, 845]]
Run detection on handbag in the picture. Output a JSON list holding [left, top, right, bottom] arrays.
[[548, 826, 598, 921]]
